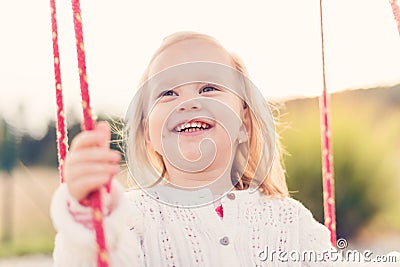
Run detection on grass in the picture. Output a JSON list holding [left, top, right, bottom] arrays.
[[0, 166, 58, 258], [0, 165, 131, 259], [0, 237, 54, 258]]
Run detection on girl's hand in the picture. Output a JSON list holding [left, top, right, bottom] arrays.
[[64, 121, 121, 201]]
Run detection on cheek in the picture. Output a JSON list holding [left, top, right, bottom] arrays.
[[212, 98, 243, 139], [212, 125, 235, 167], [231, 97, 245, 118], [147, 106, 167, 152], [215, 94, 244, 121], [215, 126, 232, 148]]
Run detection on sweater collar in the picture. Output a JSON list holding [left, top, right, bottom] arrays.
[[144, 184, 261, 208]]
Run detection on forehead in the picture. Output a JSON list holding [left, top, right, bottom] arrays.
[[148, 39, 234, 77]]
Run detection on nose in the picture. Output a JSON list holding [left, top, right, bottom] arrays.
[[177, 98, 202, 112]]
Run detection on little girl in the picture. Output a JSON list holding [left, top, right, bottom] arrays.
[[50, 32, 398, 266]]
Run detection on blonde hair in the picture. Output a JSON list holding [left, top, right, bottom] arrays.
[[125, 32, 289, 197]]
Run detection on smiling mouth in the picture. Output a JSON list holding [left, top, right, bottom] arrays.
[[175, 120, 212, 133]]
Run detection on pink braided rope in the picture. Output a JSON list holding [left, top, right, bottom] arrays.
[[50, 1, 109, 266], [389, 0, 400, 36], [319, 0, 337, 246], [71, 1, 108, 266], [50, 0, 68, 183], [71, 1, 95, 132]]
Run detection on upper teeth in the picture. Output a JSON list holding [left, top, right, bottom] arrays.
[[175, 121, 210, 132]]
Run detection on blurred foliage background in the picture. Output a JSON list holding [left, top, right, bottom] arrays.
[[280, 85, 400, 243], [0, 85, 399, 258]]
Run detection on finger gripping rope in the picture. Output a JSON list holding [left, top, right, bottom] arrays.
[[50, 0, 109, 266]]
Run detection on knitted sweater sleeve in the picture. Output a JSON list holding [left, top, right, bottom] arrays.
[[50, 181, 145, 267], [296, 200, 335, 266]]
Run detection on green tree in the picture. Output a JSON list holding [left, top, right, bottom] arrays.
[[280, 90, 399, 239]]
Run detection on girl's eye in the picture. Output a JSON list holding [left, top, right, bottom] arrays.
[[159, 90, 177, 97], [200, 85, 219, 93]]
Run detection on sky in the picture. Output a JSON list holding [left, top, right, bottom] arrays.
[[1, 0, 400, 137]]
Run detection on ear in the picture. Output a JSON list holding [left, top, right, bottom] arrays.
[[241, 105, 252, 142]]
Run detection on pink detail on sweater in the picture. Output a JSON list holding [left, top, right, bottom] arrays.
[[67, 201, 93, 230], [215, 204, 224, 218]]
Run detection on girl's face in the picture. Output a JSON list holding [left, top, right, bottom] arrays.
[[144, 39, 250, 186]]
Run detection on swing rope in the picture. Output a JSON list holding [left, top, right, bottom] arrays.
[[50, 1, 109, 266], [319, 0, 337, 246], [50, 0, 68, 184], [316, 0, 400, 247], [389, 0, 400, 36]]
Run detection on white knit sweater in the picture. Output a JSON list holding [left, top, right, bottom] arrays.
[[50, 182, 398, 267]]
